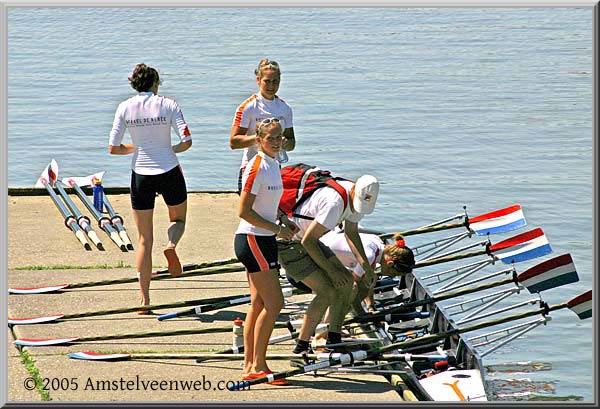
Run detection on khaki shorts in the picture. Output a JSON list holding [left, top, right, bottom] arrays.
[[277, 240, 334, 282]]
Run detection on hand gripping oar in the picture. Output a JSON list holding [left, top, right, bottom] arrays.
[[8, 290, 261, 325], [378, 204, 526, 239], [9, 257, 241, 295], [356, 254, 578, 322], [68, 181, 127, 252], [228, 290, 591, 390], [102, 193, 134, 250], [55, 182, 104, 250], [13, 320, 295, 347]]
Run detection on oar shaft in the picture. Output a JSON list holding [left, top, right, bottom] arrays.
[[68, 263, 243, 289], [379, 221, 466, 239], [76, 321, 292, 343], [62, 291, 253, 319], [45, 182, 90, 250], [377, 302, 567, 355]]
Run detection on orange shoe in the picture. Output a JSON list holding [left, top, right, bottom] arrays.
[[164, 247, 182, 277], [242, 370, 289, 386], [137, 309, 153, 315]]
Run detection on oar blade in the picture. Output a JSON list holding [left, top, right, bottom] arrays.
[[518, 254, 579, 293], [62, 171, 106, 188], [8, 283, 70, 295], [469, 204, 527, 236], [489, 228, 552, 264], [8, 314, 65, 325], [68, 352, 130, 361], [35, 159, 58, 188], [567, 290, 592, 319], [14, 337, 79, 347]]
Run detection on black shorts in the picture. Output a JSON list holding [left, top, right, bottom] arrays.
[[130, 165, 187, 210], [234, 234, 280, 273], [236, 166, 245, 196]]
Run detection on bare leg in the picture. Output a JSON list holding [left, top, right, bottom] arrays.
[[249, 268, 284, 373], [132, 208, 154, 306], [243, 271, 263, 375], [296, 270, 335, 342], [164, 200, 187, 276], [166, 200, 187, 248]]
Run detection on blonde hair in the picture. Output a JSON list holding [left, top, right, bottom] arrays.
[[254, 59, 280, 78], [383, 234, 415, 274], [255, 118, 282, 138]]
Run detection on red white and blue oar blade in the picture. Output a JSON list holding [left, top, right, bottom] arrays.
[[567, 290, 592, 319], [8, 283, 70, 295], [489, 228, 552, 264], [8, 314, 65, 326], [469, 204, 527, 236], [518, 254, 579, 293], [62, 171, 106, 188], [14, 337, 80, 347], [68, 351, 130, 361], [34, 159, 58, 188]]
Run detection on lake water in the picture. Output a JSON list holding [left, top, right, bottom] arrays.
[[7, 7, 594, 402]]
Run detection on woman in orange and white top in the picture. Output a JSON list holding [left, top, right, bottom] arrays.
[[234, 118, 298, 384], [230, 59, 295, 193]]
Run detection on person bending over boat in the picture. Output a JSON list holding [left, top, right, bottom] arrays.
[[234, 118, 298, 385], [230, 59, 295, 193], [319, 231, 415, 312], [308, 231, 415, 344], [278, 174, 380, 354], [108, 63, 192, 310]]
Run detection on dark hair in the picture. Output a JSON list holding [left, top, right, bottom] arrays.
[[128, 63, 161, 92]]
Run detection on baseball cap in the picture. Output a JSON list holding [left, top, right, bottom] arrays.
[[353, 175, 379, 214]]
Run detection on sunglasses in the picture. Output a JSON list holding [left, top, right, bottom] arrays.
[[258, 117, 280, 128]]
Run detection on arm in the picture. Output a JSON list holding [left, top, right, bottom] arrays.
[[301, 221, 353, 288], [108, 144, 135, 155], [344, 221, 377, 290], [238, 191, 294, 239], [173, 140, 192, 153], [282, 127, 295, 151], [230, 126, 259, 150]]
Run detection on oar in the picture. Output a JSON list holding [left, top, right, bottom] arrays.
[[378, 204, 526, 239], [8, 258, 241, 294], [8, 290, 260, 325], [68, 350, 448, 363], [227, 290, 591, 390], [55, 181, 104, 250], [68, 181, 127, 252], [36, 161, 92, 250], [102, 193, 134, 250], [156, 287, 301, 321], [43, 181, 91, 251], [415, 227, 551, 269], [13, 321, 295, 347], [356, 254, 578, 322]]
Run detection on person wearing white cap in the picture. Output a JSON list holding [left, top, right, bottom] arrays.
[[277, 172, 380, 353]]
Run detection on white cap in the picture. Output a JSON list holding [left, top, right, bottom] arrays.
[[353, 175, 379, 214]]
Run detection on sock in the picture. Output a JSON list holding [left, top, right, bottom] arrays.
[[293, 339, 310, 354], [326, 331, 342, 345]]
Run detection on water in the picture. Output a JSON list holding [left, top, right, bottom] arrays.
[[6, 7, 594, 402]]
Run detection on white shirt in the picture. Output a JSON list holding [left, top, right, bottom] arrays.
[[232, 93, 293, 169], [235, 152, 284, 236], [109, 92, 192, 175], [290, 180, 363, 240], [320, 231, 384, 278]]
